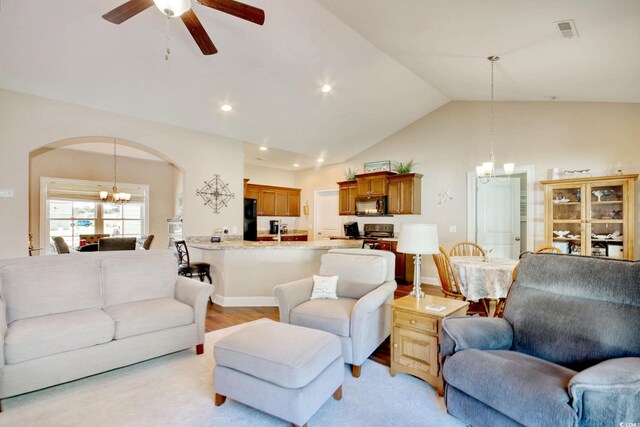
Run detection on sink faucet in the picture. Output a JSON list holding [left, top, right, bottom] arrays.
[[276, 219, 281, 245]]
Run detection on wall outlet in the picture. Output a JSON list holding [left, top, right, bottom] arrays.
[[449, 225, 457, 233], [0, 189, 14, 198]]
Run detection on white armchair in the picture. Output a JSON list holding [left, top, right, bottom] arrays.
[[273, 249, 397, 377]]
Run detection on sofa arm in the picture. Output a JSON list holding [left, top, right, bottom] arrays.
[[441, 317, 513, 360], [0, 298, 6, 368], [569, 357, 640, 425], [175, 276, 214, 344], [273, 278, 313, 324]]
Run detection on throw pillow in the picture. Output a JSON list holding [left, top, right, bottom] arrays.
[[310, 275, 339, 300]]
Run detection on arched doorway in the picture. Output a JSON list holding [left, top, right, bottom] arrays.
[[29, 136, 184, 254]]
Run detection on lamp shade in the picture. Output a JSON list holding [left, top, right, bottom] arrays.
[[396, 224, 439, 255]]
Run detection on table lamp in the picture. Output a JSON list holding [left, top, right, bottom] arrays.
[[397, 224, 439, 298]]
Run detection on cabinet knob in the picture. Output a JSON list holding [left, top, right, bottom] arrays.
[[410, 319, 416, 324], [393, 343, 398, 348]]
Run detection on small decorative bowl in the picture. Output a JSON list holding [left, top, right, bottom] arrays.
[[553, 230, 570, 238]]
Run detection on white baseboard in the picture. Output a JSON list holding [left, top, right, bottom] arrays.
[[213, 295, 278, 307]]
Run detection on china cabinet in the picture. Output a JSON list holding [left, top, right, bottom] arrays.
[[540, 174, 637, 259]]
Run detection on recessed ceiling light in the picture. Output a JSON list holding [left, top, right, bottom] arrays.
[[259, 146, 268, 151], [321, 84, 332, 93], [220, 104, 232, 112], [293, 163, 300, 167], [317, 158, 324, 163]]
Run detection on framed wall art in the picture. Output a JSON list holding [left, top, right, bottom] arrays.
[[363, 160, 391, 173]]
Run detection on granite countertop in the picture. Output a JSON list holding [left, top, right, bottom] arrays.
[[190, 239, 362, 251]]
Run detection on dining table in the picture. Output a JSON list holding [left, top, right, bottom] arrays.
[[450, 255, 519, 316]]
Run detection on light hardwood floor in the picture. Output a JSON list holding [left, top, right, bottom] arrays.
[[205, 283, 443, 367]]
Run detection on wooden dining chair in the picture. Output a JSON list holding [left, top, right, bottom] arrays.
[[535, 246, 562, 254], [432, 246, 489, 316], [450, 242, 487, 257]]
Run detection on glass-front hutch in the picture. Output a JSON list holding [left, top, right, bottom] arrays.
[[541, 174, 637, 259]]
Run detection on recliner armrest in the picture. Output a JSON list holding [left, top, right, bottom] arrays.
[[569, 357, 640, 424], [441, 317, 513, 360], [353, 281, 396, 314], [273, 278, 313, 324]]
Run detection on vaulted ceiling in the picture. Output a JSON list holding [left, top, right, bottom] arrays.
[[1, 1, 638, 169]]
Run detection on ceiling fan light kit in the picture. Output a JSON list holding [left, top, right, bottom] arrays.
[[102, 0, 265, 56], [153, 0, 191, 17]]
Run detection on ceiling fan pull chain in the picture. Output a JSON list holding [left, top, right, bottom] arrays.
[[165, 15, 171, 61]]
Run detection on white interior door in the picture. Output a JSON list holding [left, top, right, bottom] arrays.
[[314, 190, 339, 240], [476, 178, 520, 259]]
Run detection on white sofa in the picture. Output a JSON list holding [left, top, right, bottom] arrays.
[[0, 250, 213, 408]]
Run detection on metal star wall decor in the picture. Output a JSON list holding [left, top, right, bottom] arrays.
[[196, 175, 235, 214]]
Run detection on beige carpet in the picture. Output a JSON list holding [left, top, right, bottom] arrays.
[[0, 319, 463, 427]]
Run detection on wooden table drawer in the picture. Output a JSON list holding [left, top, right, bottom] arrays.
[[393, 309, 437, 334]]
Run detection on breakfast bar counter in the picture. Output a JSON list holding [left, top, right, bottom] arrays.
[[190, 239, 361, 307]]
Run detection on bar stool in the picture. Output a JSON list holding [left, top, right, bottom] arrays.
[[174, 240, 213, 284]]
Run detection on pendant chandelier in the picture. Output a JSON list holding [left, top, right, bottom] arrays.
[[476, 56, 515, 183], [100, 140, 131, 204]]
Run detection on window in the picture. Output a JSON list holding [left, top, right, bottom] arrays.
[[42, 177, 148, 254]]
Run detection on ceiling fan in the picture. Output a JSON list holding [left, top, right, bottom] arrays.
[[102, 0, 265, 55]]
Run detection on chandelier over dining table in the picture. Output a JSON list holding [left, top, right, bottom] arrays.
[[476, 56, 515, 183], [100, 139, 131, 204]]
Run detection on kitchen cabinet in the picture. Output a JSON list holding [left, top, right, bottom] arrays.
[[387, 173, 422, 215], [245, 183, 301, 217], [355, 172, 395, 196], [540, 174, 637, 259], [337, 180, 357, 215], [376, 240, 414, 284]]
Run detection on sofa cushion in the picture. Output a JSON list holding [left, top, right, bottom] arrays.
[[214, 320, 342, 389], [0, 259, 102, 323], [444, 349, 578, 427], [290, 298, 356, 337], [101, 252, 178, 307], [4, 308, 115, 364], [103, 297, 194, 339], [319, 253, 387, 299]]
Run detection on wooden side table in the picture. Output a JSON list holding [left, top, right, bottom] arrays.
[[387, 295, 468, 396]]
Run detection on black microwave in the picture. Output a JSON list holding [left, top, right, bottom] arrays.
[[355, 196, 387, 216]]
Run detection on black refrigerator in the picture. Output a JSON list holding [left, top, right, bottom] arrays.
[[244, 198, 258, 241]]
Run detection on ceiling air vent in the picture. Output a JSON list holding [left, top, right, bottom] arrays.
[[556, 19, 579, 39]]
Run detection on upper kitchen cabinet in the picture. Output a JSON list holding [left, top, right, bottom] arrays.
[[356, 171, 395, 196], [245, 182, 301, 217], [387, 173, 422, 215], [338, 180, 357, 216]]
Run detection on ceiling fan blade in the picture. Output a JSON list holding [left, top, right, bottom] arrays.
[[181, 10, 218, 55], [102, 0, 155, 24], [197, 0, 265, 25]]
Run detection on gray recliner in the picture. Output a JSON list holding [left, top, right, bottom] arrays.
[[440, 253, 640, 427], [274, 249, 397, 378]]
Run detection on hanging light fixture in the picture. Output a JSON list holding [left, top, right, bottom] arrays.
[[100, 140, 131, 204], [476, 56, 515, 183]]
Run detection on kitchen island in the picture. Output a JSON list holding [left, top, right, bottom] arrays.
[[190, 239, 362, 307]]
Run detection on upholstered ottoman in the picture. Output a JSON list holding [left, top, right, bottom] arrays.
[[213, 320, 344, 427]]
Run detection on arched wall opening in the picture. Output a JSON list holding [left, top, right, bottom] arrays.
[[29, 136, 185, 253]]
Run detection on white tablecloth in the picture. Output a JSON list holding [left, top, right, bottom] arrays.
[[450, 256, 519, 301]]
